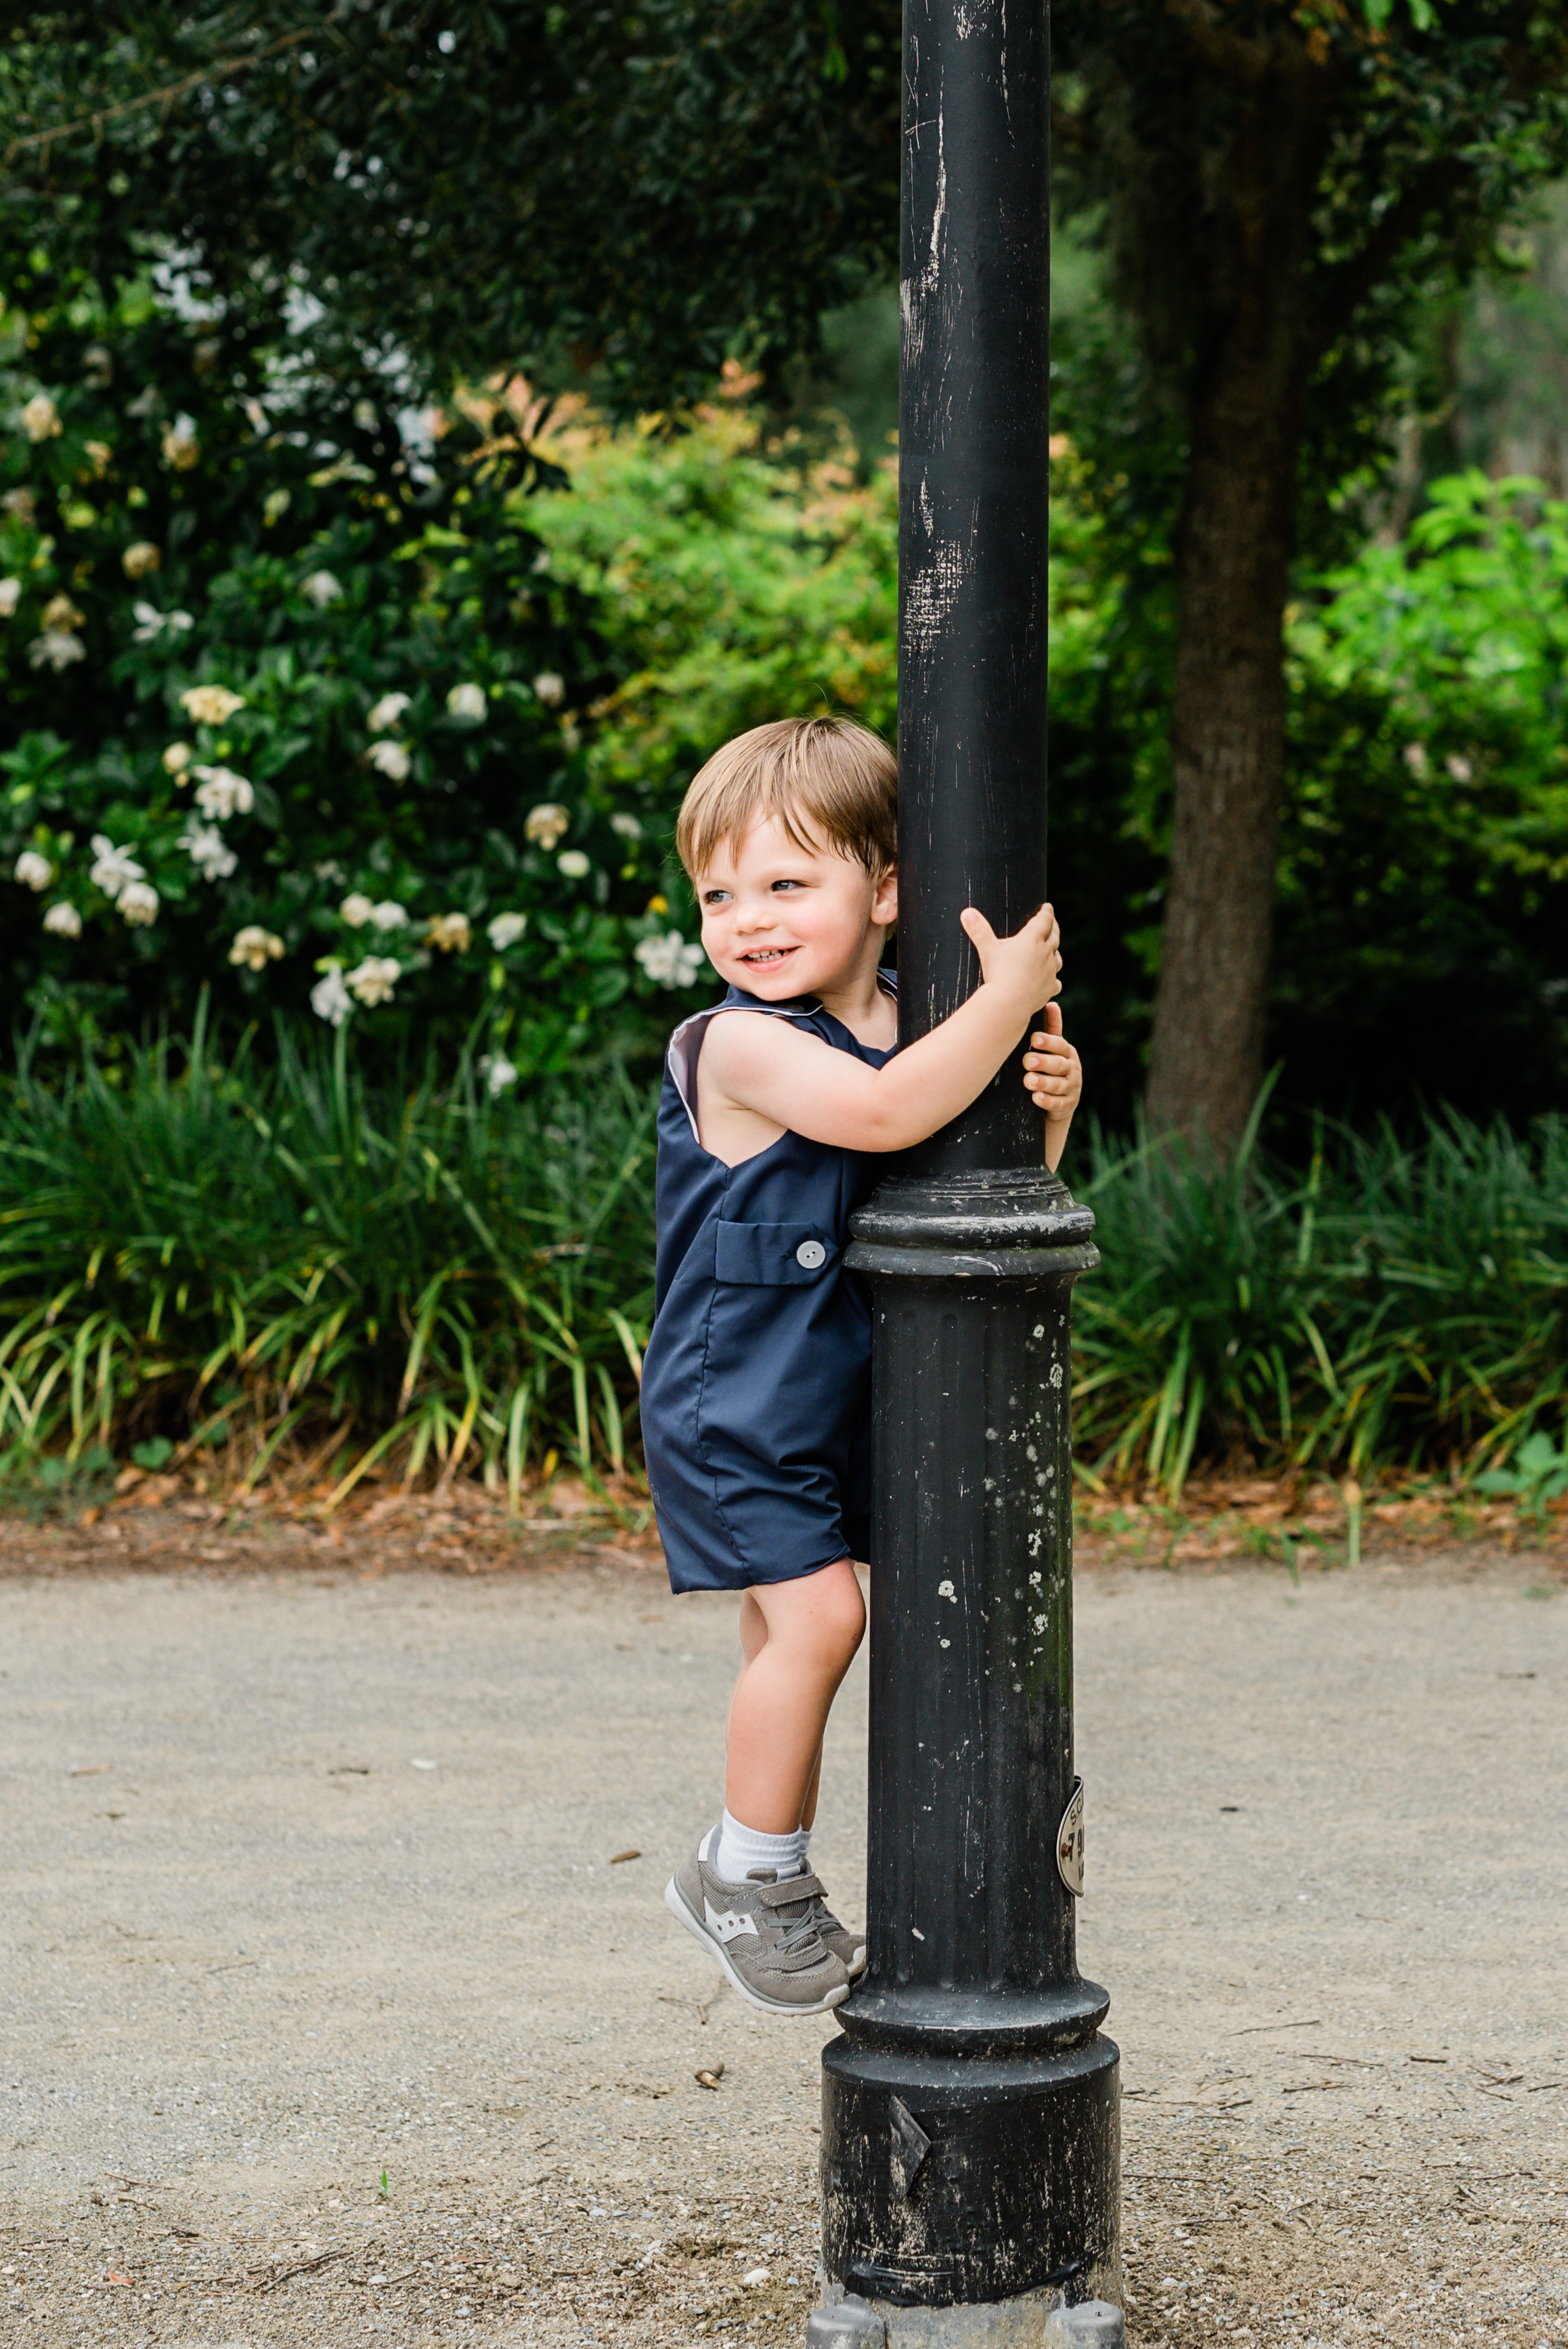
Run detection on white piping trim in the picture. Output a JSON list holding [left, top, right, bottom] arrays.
[[666, 972, 898, 1148], [666, 1004, 812, 1146]]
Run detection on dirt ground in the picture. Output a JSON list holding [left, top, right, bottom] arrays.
[[2, 1495, 1566, 2349]]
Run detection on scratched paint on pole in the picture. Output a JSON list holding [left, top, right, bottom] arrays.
[[818, 0, 1123, 2326]]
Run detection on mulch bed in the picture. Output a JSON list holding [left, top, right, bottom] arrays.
[[3, 1462, 1565, 1584], [1075, 1471, 1568, 1580]]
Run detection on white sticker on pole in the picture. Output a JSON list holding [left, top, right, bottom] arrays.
[[1056, 1775, 1086, 1897]]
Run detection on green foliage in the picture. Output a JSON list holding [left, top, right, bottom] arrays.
[[3, 1023, 1565, 1498], [0, 1011, 658, 1499], [1297, 471, 1568, 804], [1072, 1105, 1568, 1491], [0, 285, 707, 1066], [1473, 1429, 1568, 1521], [5, 259, 1564, 1127], [1043, 436, 1568, 1123], [526, 393, 897, 802], [1, 1, 902, 410], [1275, 472, 1568, 1117]]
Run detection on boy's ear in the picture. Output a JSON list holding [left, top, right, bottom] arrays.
[[872, 865, 898, 928]]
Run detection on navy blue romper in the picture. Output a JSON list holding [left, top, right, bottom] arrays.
[[640, 979, 896, 1595]]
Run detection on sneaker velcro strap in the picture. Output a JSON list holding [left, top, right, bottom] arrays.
[[758, 1872, 825, 1908]]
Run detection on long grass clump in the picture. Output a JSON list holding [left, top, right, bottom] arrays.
[[2, 1019, 1565, 1506], [0, 1009, 657, 1505], [1074, 1102, 1568, 1493]]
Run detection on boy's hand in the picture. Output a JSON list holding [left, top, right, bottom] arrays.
[[1022, 1004, 1082, 1127], [959, 901, 1062, 1012]]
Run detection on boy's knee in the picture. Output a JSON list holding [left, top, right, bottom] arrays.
[[824, 1570, 866, 1660]]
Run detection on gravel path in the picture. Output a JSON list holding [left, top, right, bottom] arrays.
[[2, 1544, 1566, 2347]]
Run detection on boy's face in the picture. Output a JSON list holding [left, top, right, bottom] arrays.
[[694, 813, 898, 1001]]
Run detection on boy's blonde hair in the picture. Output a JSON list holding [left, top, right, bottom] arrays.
[[675, 716, 897, 882]]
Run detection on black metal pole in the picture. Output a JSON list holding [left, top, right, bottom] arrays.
[[816, 0, 1122, 2338]]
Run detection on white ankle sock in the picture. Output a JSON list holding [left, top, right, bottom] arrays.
[[710, 1810, 809, 1882]]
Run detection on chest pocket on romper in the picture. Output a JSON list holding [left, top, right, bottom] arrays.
[[714, 1221, 838, 1285]]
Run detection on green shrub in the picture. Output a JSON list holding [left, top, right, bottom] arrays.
[[0, 1008, 657, 1501], [0, 284, 705, 1071], [3, 1018, 1565, 1499], [1073, 1104, 1568, 1488]]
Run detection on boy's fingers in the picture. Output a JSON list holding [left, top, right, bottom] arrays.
[[1043, 1002, 1064, 1036], [959, 906, 997, 948]]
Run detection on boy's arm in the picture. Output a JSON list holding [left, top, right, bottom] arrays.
[[702, 904, 1062, 1155], [1022, 1004, 1083, 1172]]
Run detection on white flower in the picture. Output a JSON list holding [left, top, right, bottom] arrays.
[[192, 765, 254, 819], [525, 802, 570, 850], [22, 392, 61, 441], [43, 901, 83, 939], [369, 900, 409, 932], [481, 1053, 519, 1098], [446, 681, 487, 723], [0, 578, 22, 618], [229, 924, 283, 970], [131, 601, 194, 643], [14, 850, 53, 891], [1445, 753, 1474, 783], [43, 594, 84, 632], [531, 670, 565, 707], [487, 911, 527, 951], [28, 630, 85, 672], [339, 892, 375, 928], [89, 835, 146, 898], [368, 691, 411, 733], [636, 930, 706, 989], [123, 542, 162, 580], [180, 685, 245, 726], [311, 966, 353, 1027], [181, 821, 238, 881], [1402, 742, 1429, 778], [368, 739, 412, 780], [557, 850, 590, 880], [347, 955, 401, 1006], [426, 911, 472, 953], [609, 811, 643, 840], [118, 880, 160, 926], [162, 741, 192, 776], [303, 569, 343, 607], [161, 414, 200, 469]]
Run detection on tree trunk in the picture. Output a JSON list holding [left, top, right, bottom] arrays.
[[1141, 61, 1332, 1147], [1142, 352, 1302, 1145]]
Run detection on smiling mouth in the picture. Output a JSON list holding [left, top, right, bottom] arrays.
[[739, 946, 797, 966]]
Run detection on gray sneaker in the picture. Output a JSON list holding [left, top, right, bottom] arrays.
[[665, 1842, 851, 2016], [806, 1882, 867, 1980]]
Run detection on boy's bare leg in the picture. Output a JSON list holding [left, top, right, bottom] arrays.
[[727, 1597, 823, 1828], [724, 1558, 865, 1834], [800, 1738, 823, 1832]]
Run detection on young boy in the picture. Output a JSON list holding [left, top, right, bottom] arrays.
[[643, 716, 1083, 2016]]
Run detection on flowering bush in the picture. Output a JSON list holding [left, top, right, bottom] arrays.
[[0, 288, 714, 1070]]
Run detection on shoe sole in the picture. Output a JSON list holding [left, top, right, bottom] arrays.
[[664, 1878, 851, 2017]]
